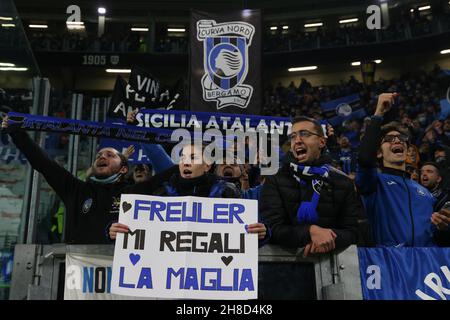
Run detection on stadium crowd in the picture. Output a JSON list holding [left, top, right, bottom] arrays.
[[263, 65, 450, 171], [2, 62, 450, 250]]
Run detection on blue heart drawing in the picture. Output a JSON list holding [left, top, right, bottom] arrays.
[[129, 253, 141, 266]]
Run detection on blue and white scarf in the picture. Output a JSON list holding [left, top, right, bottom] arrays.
[[290, 163, 330, 224], [89, 172, 123, 184]]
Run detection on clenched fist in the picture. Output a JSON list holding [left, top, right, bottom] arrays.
[[374, 93, 398, 116]]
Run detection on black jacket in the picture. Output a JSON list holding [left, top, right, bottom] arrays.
[[122, 165, 179, 195], [432, 186, 450, 247], [260, 152, 361, 249], [125, 169, 241, 198], [9, 131, 130, 244], [166, 172, 241, 198]]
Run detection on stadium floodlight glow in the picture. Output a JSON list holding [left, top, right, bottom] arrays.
[[106, 68, 131, 73], [270, 26, 278, 30], [0, 62, 15, 67], [304, 22, 323, 28], [0, 67, 28, 71], [351, 61, 361, 66], [98, 7, 106, 15], [131, 27, 149, 32], [288, 66, 318, 72], [67, 25, 85, 30], [374, 59, 382, 64], [2, 24, 15, 27], [441, 49, 450, 54], [67, 21, 85, 30], [0, 17, 13, 21], [282, 25, 289, 30], [167, 28, 186, 32], [29, 24, 48, 29], [418, 5, 431, 11], [339, 18, 359, 24]]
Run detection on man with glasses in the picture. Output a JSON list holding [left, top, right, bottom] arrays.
[[260, 116, 360, 256], [356, 93, 437, 246]]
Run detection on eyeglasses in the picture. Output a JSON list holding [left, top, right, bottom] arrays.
[[289, 130, 322, 141], [382, 134, 409, 144]]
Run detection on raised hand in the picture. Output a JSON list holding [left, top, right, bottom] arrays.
[[374, 92, 398, 116], [127, 108, 139, 124]]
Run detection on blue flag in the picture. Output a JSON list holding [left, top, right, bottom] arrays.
[[98, 138, 153, 165], [358, 247, 450, 300], [321, 93, 365, 127], [440, 99, 450, 120]]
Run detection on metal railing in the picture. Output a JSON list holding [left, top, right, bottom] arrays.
[[8, 244, 362, 300]]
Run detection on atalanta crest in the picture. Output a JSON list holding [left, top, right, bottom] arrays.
[[82, 198, 93, 214], [197, 19, 255, 109]]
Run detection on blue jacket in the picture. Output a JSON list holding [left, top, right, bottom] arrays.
[[241, 184, 271, 246], [242, 184, 262, 200], [357, 115, 437, 247], [141, 143, 174, 174], [357, 164, 436, 247], [332, 148, 358, 175]]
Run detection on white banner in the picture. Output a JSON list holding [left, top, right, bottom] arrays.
[[64, 253, 133, 300], [111, 194, 258, 299]]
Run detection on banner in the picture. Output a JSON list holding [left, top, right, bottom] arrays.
[[7, 112, 173, 144], [8, 110, 290, 142], [320, 94, 365, 126], [64, 253, 129, 300], [129, 67, 184, 111], [128, 67, 160, 102], [0, 145, 26, 164], [107, 72, 184, 121], [111, 194, 258, 299], [1, 125, 61, 164], [103, 69, 162, 159], [136, 108, 291, 135], [358, 247, 450, 300], [107, 76, 140, 121], [190, 10, 262, 114]]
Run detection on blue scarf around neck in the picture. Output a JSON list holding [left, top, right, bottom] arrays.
[[89, 172, 122, 184], [290, 163, 330, 224]]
